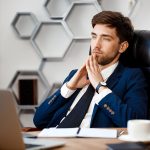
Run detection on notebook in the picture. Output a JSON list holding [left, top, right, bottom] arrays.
[[0, 90, 65, 150], [38, 127, 117, 138]]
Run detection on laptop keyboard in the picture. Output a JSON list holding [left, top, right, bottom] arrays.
[[25, 143, 43, 149]]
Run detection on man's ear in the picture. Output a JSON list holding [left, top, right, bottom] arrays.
[[119, 41, 129, 53]]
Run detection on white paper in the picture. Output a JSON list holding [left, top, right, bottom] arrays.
[[38, 128, 79, 137], [38, 128, 117, 138], [77, 128, 117, 138]]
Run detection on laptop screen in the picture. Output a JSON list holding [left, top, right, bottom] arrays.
[[0, 90, 65, 150]]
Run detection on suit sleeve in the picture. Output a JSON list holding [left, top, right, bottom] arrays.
[[33, 70, 77, 128], [97, 68, 148, 127]]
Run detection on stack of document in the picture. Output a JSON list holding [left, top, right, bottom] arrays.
[[38, 128, 117, 138]]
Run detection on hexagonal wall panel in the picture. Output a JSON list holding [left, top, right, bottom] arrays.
[[64, 2, 102, 39], [44, 0, 71, 18], [8, 70, 50, 106], [99, 0, 139, 17], [31, 21, 73, 60], [40, 39, 91, 89], [19, 109, 35, 127], [12, 12, 38, 39], [130, 0, 150, 29]]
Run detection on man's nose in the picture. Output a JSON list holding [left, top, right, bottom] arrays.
[[95, 37, 101, 48]]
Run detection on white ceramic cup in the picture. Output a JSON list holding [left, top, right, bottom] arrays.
[[127, 119, 150, 140]]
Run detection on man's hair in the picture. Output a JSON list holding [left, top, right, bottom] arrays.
[[92, 11, 134, 43]]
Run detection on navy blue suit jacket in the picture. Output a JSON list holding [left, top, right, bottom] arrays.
[[33, 63, 148, 128]]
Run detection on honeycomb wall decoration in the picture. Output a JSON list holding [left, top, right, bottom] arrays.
[[64, 2, 102, 38], [44, 0, 72, 19], [98, 0, 139, 17], [12, 12, 39, 39], [8, 70, 50, 105], [31, 21, 73, 60], [10, 0, 140, 127]]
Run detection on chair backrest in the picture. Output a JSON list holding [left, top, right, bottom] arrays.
[[120, 30, 150, 118]]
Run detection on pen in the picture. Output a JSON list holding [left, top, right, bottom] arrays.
[[77, 127, 81, 134], [26, 136, 37, 139], [118, 130, 125, 137], [23, 133, 38, 139]]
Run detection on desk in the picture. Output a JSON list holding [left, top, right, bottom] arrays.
[[52, 137, 124, 150], [24, 128, 126, 150]]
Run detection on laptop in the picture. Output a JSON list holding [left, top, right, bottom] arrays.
[[0, 90, 65, 150]]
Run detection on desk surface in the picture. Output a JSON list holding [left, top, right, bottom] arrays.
[[25, 128, 127, 150]]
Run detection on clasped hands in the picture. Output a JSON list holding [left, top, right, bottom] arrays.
[[67, 54, 106, 92]]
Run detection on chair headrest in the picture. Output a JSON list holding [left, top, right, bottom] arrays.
[[120, 30, 150, 67], [119, 30, 150, 118]]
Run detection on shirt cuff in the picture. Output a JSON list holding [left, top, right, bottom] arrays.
[[60, 83, 76, 98], [93, 88, 112, 104]]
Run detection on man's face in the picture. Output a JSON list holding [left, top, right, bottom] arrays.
[[90, 24, 122, 66]]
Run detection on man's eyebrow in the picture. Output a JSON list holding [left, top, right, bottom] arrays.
[[91, 32, 113, 38], [91, 32, 96, 36]]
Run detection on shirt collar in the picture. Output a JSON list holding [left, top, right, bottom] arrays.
[[101, 61, 119, 81]]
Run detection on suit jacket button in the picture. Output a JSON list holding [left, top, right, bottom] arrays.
[[106, 106, 110, 111], [104, 104, 107, 108], [111, 111, 115, 115], [108, 108, 112, 113]]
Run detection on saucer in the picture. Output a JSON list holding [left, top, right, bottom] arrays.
[[119, 134, 150, 142]]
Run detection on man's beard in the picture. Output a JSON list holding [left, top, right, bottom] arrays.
[[96, 50, 119, 66]]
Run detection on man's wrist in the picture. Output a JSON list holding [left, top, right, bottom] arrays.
[[66, 82, 77, 90], [95, 82, 107, 94], [61, 83, 76, 98]]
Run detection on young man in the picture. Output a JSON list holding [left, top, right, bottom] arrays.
[[33, 11, 148, 128]]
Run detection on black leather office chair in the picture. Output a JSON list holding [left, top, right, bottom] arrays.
[[119, 30, 150, 118]]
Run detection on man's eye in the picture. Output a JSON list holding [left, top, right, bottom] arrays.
[[91, 35, 96, 39], [103, 38, 111, 41]]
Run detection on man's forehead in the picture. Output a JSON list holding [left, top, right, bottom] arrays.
[[92, 24, 117, 37]]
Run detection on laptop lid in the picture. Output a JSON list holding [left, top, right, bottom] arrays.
[[0, 90, 65, 150]]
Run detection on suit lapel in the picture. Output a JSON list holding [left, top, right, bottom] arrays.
[[90, 63, 125, 127], [106, 63, 125, 90]]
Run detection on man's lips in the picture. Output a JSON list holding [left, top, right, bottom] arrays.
[[92, 51, 102, 55]]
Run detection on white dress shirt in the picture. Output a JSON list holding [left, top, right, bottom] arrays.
[[60, 62, 118, 128]]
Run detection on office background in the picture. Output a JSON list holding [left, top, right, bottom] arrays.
[[0, 0, 150, 127]]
